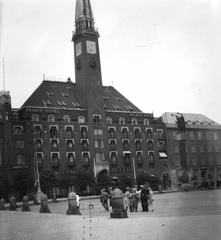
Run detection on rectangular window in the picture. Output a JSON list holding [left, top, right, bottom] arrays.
[[174, 143, 179, 153], [191, 144, 196, 153], [201, 156, 205, 165], [199, 143, 204, 152], [198, 132, 202, 140], [209, 156, 213, 165], [190, 132, 194, 140], [13, 125, 23, 134], [175, 156, 180, 167], [192, 157, 197, 165]]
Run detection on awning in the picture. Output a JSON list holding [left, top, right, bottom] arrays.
[[159, 152, 168, 159]]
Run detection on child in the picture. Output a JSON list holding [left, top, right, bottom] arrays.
[[148, 187, 154, 212]]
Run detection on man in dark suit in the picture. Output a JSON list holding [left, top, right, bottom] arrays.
[[140, 185, 150, 212]]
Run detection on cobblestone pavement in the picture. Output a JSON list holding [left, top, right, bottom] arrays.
[[1, 189, 221, 240]]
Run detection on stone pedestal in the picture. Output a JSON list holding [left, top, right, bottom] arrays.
[[110, 188, 128, 219], [22, 196, 31, 212], [66, 191, 81, 215], [39, 194, 51, 213], [9, 197, 17, 211], [0, 198, 6, 210]]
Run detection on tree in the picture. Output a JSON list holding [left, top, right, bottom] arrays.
[[59, 173, 76, 190], [40, 170, 59, 193], [137, 173, 151, 186], [74, 171, 95, 192], [12, 170, 34, 200], [0, 174, 10, 200]]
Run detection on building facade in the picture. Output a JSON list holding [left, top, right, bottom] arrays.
[[0, 0, 169, 200]]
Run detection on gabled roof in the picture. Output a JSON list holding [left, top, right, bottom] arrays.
[[21, 80, 142, 113], [102, 86, 141, 112], [21, 80, 81, 109], [161, 112, 220, 126]]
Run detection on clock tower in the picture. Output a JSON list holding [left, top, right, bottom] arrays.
[[72, 0, 104, 114]]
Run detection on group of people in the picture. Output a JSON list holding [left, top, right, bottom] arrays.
[[124, 185, 154, 212], [100, 185, 154, 212]]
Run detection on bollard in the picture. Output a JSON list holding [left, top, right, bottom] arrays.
[[66, 191, 81, 215], [52, 192, 57, 203], [110, 188, 128, 218], [39, 194, 51, 213], [33, 195, 39, 205], [0, 198, 6, 210], [9, 197, 17, 211], [22, 196, 31, 212]]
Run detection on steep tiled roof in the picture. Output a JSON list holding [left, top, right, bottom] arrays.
[[161, 112, 220, 125], [102, 86, 141, 112], [21, 80, 81, 109], [21, 80, 142, 112]]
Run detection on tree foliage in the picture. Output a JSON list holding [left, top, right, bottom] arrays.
[[75, 171, 95, 190], [12, 170, 34, 192], [137, 173, 151, 186], [40, 170, 59, 190]]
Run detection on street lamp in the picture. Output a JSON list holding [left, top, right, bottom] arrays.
[[34, 134, 42, 202]]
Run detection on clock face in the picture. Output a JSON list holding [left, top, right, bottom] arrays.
[[86, 41, 96, 54], [76, 42, 82, 56]]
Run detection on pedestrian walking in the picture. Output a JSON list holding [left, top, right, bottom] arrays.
[[129, 188, 134, 212], [76, 193, 81, 209], [124, 187, 130, 212], [148, 187, 154, 212], [140, 185, 150, 212], [108, 187, 113, 209], [100, 189, 109, 211], [131, 188, 139, 212]]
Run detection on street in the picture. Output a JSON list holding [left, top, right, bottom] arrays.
[[0, 189, 221, 240]]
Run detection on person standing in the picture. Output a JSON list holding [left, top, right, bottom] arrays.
[[140, 185, 150, 212]]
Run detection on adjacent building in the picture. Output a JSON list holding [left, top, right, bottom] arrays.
[[161, 112, 221, 188]]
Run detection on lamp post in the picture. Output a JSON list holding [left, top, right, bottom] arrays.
[[34, 134, 42, 202]]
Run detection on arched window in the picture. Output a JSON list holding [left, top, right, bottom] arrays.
[[32, 114, 39, 122], [106, 117, 112, 124], [63, 115, 70, 122], [119, 117, 125, 124], [144, 119, 149, 125], [78, 116, 85, 123], [132, 118, 137, 125], [13, 112, 19, 121], [48, 115, 55, 122], [17, 154, 25, 165]]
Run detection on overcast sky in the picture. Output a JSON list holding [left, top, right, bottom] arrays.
[[1, 0, 221, 123]]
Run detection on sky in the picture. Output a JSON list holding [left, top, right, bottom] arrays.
[[1, 0, 221, 123]]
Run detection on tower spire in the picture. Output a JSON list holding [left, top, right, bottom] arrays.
[[73, 0, 99, 38]]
